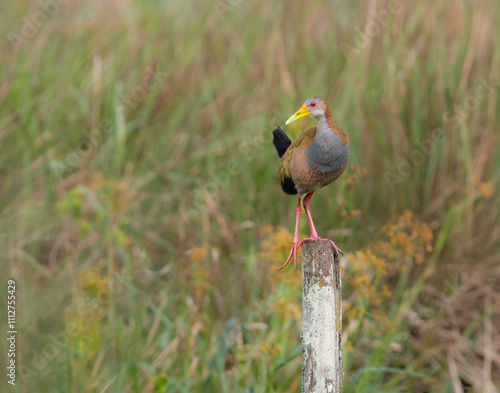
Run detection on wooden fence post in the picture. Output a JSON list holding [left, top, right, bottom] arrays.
[[301, 240, 343, 393]]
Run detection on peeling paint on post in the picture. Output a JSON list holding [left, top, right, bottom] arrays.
[[301, 240, 342, 393]]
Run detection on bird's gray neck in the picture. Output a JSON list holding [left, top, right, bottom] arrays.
[[305, 116, 349, 172]]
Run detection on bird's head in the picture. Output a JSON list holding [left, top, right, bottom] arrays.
[[285, 97, 326, 125]]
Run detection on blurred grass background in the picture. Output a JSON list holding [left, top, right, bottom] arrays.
[[1, 0, 499, 392]]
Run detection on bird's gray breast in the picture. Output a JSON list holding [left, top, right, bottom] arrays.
[[305, 130, 349, 173]]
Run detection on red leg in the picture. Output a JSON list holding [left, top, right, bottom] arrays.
[[279, 194, 344, 272], [302, 192, 319, 239], [301, 192, 343, 256], [279, 197, 302, 271]]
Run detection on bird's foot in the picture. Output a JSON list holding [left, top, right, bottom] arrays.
[[301, 236, 344, 256], [278, 241, 301, 271], [278, 237, 343, 272], [324, 238, 343, 256]]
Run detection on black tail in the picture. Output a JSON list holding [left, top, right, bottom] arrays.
[[272, 126, 297, 195], [281, 178, 297, 195], [272, 126, 292, 158]]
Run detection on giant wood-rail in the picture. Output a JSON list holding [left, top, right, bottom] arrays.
[[273, 97, 349, 270]]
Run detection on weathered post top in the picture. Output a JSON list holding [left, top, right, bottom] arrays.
[[301, 240, 343, 393]]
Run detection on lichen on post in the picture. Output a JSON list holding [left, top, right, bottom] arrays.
[[301, 240, 342, 393]]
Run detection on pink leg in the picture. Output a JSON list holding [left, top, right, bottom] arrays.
[[279, 194, 344, 272], [302, 192, 319, 239], [301, 192, 343, 256], [279, 197, 302, 271]]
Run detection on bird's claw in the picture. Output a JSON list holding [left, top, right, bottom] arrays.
[[323, 238, 343, 256], [309, 237, 343, 256], [278, 238, 343, 272], [278, 241, 300, 271]]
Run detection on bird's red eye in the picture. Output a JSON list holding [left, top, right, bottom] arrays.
[[310, 102, 316, 107]]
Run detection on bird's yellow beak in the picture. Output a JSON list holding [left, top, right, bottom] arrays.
[[285, 104, 310, 125]]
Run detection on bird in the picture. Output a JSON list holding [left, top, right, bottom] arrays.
[[272, 97, 349, 270]]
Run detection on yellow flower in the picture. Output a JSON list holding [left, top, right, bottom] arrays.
[[479, 182, 495, 199], [64, 304, 105, 353], [350, 209, 361, 218], [382, 285, 392, 299], [189, 244, 209, 263], [79, 267, 108, 301]]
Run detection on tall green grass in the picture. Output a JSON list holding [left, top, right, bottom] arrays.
[[1, 0, 499, 392]]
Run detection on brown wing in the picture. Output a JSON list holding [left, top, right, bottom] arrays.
[[278, 126, 316, 187]]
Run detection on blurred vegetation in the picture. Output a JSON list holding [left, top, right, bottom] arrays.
[[1, 0, 499, 392]]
